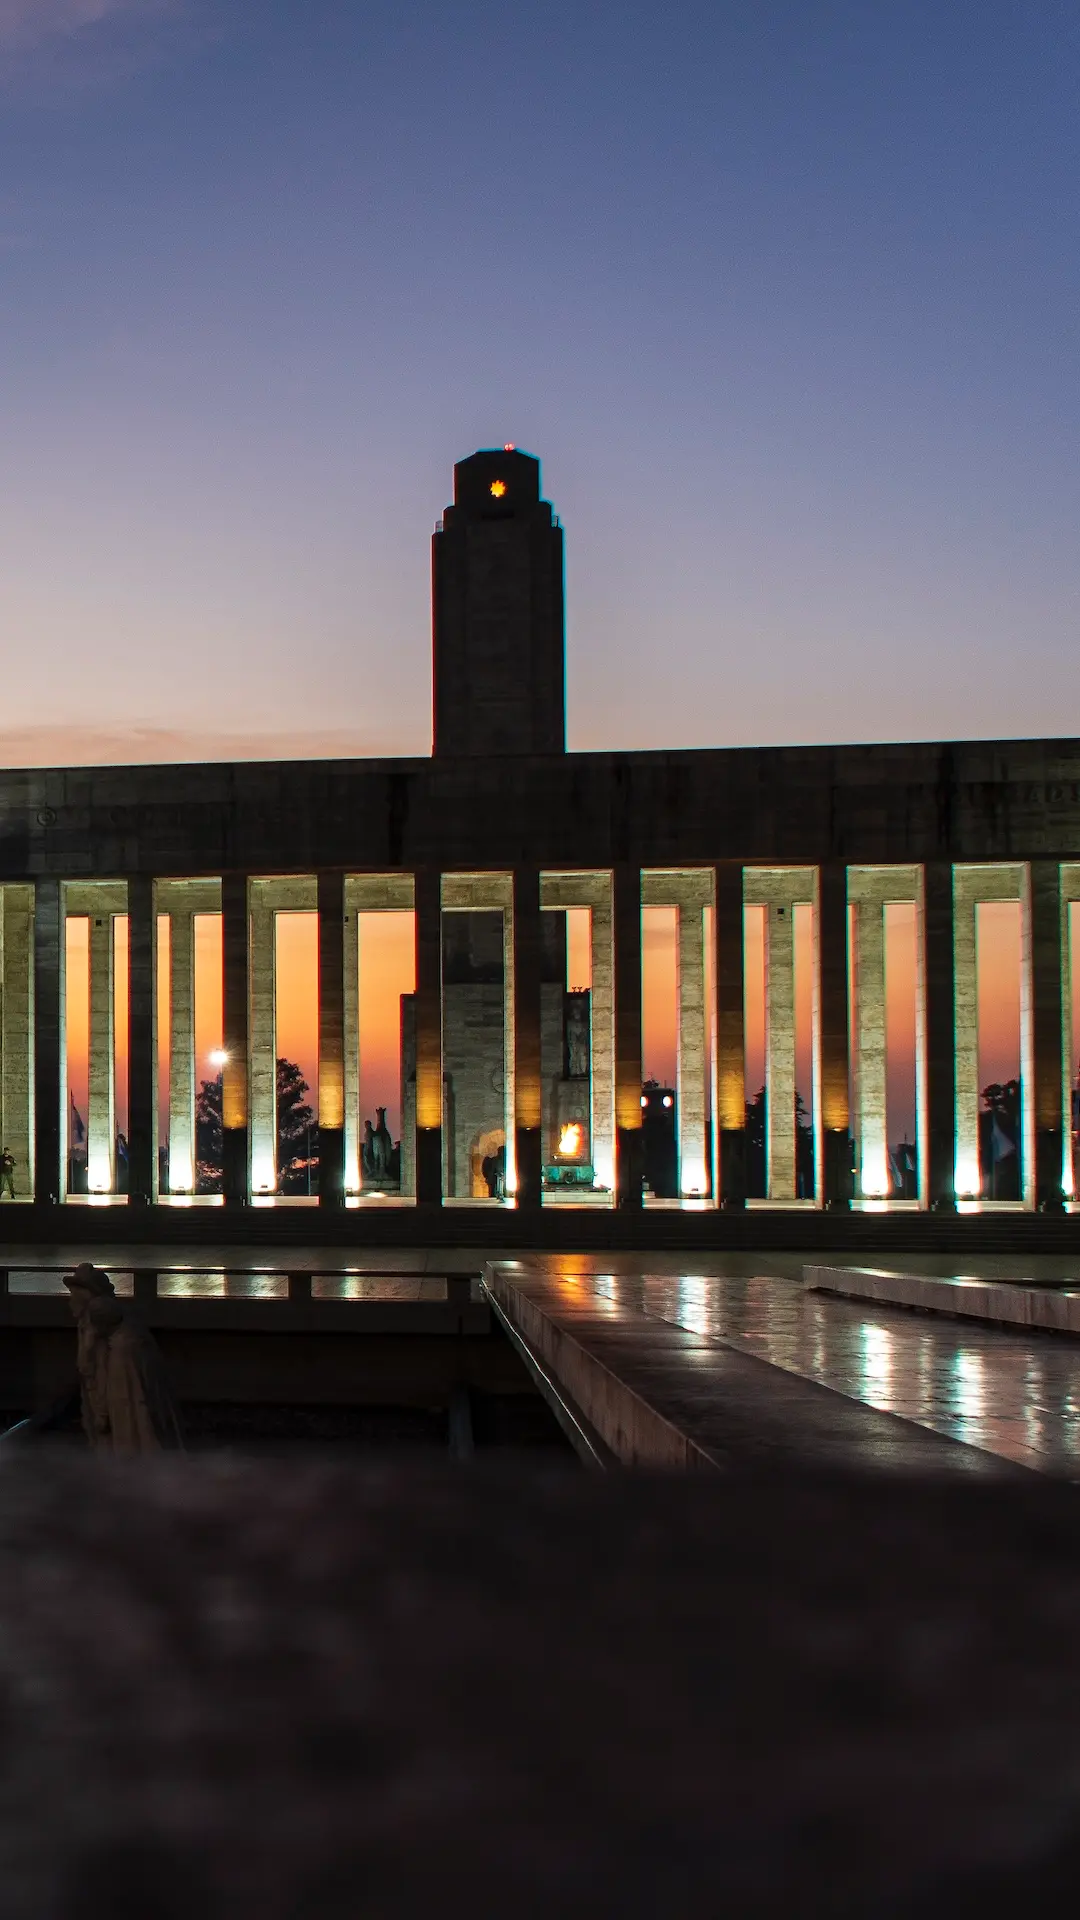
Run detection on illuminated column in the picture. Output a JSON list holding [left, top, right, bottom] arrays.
[[613, 864, 643, 1208], [1, 886, 34, 1200], [951, 884, 979, 1199], [512, 867, 543, 1207], [248, 894, 277, 1196], [86, 911, 115, 1194], [589, 884, 615, 1195], [816, 863, 851, 1207], [676, 901, 708, 1195], [221, 875, 249, 1205], [34, 879, 62, 1205], [764, 901, 796, 1199], [414, 867, 443, 1204], [318, 872, 346, 1206], [851, 895, 888, 1198], [920, 863, 956, 1209], [714, 862, 746, 1206], [127, 877, 156, 1206], [343, 903, 359, 1194], [1023, 861, 1065, 1209], [168, 908, 196, 1194]]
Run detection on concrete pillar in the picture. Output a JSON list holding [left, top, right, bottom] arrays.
[[921, 863, 956, 1209], [817, 863, 851, 1208], [318, 871, 346, 1207], [34, 879, 62, 1205], [512, 867, 543, 1208], [589, 884, 615, 1195], [1024, 861, 1065, 1209], [714, 862, 746, 1206], [86, 911, 115, 1194], [343, 904, 359, 1194], [221, 875, 249, 1206], [249, 897, 277, 1195], [127, 877, 156, 1206], [676, 901, 708, 1196], [168, 909, 196, 1194], [852, 897, 888, 1197], [613, 864, 643, 1208], [1, 886, 34, 1200], [952, 885, 980, 1199], [414, 867, 443, 1204], [764, 901, 796, 1199]]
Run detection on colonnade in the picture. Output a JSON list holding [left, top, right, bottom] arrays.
[[0, 860, 1075, 1207]]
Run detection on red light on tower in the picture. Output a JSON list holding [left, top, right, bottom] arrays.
[[503, 442, 515, 451]]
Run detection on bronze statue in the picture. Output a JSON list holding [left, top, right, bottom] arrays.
[[63, 1263, 183, 1454]]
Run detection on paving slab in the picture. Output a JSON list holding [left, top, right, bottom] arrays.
[[485, 1265, 1013, 1475]]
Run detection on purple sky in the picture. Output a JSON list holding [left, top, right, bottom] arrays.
[[0, 0, 1077, 768]]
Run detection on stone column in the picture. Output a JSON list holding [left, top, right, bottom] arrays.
[[951, 882, 980, 1199], [127, 877, 156, 1206], [817, 863, 851, 1208], [34, 879, 62, 1205], [1, 886, 34, 1200], [714, 862, 745, 1206], [512, 867, 543, 1208], [221, 875, 249, 1206], [87, 910, 115, 1194], [248, 894, 277, 1196], [343, 904, 359, 1194], [318, 871, 346, 1207], [852, 897, 888, 1197], [676, 901, 708, 1196], [920, 863, 956, 1209], [168, 909, 196, 1194], [589, 883, 615, 1196], [1024, 861, 1065, 1209], [613, 864, 643, 1208], [414, 866, 443, 1205], [764, 901, 796, 1199]]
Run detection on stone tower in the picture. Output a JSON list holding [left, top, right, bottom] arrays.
[[432, 447, 565, 756]]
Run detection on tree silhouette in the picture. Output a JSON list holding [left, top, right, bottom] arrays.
[[194, 1059, 317, 1194]]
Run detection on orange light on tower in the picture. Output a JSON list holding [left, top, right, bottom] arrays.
[[558, 1122, 583, 1159], [489, 479, 507, 498]]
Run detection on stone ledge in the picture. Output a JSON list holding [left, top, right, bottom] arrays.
[[804, 1262, 1080, 1333]]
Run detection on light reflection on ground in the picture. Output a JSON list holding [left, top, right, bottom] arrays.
[[579, 1269, 1080, 1475]]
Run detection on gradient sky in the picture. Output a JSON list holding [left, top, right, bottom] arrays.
[[1, 0, 1078, 766]]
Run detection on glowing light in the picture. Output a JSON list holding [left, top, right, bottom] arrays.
[[489, 479, 507, 498], [251, 1151, 277, 1195], [954, 1155, 982, 1200], [87, 1154, 111, 1195], [640, 1095, 648, 1108], [209, 1048, 229, 1068], [503, 442, 515, 451], [860, 1148, 891, 1200], [662, 1095, 672, 1108], [680, 1157, 708, 1197], [558, 1122, 584, 1158], [169, 1151, 193, 1197]]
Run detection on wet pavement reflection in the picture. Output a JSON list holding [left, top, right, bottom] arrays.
[[577, 1268, 1080, 1476]]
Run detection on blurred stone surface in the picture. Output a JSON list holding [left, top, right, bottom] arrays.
[[1, 1458, 1080, 1915]]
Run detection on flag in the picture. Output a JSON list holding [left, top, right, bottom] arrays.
[[990, 1115, 1015, 1163], [69, 1095, 86, 1147]]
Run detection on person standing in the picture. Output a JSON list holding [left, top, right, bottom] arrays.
[[0, 1148, 15, 1200]]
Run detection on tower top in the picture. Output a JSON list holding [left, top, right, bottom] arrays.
[[431, 449, 565, 757], [450, 447, 542, 515]]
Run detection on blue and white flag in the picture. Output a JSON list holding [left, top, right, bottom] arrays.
[[69, 1095, 86, 1147]]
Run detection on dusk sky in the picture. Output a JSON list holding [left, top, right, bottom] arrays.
[[2, 0, 1078, 768]]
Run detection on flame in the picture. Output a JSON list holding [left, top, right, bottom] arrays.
[[558, 1122, 583, 1158], [490, 479, 507, 498]]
